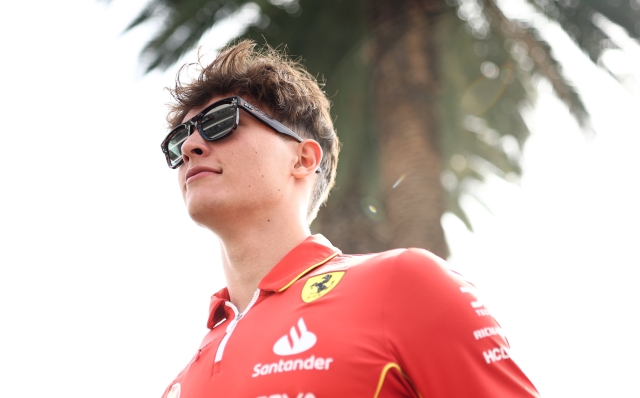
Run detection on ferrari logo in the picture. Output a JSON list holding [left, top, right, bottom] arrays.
[[301, 272, 345, 303]]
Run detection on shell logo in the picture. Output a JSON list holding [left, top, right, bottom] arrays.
[[167, 383, 181, 398]]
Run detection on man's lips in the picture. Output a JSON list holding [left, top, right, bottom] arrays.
[[185, 166, 222, 182]]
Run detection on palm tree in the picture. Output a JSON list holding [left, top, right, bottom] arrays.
[[117, 0, 640, 258]]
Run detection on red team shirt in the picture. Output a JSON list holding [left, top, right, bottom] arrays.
[[162, 235, 539, 398]]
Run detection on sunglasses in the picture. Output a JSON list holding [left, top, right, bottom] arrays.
[[161, 96, 320, 172]]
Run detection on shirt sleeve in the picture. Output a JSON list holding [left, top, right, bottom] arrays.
[[382, 248, 540, 397]]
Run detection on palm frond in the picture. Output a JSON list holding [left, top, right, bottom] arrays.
[[524, 0, 614, 61], [439, 5, 531, 229], [123, 0, 268, 72], [575, 0, 640, 40], [485, 0, 591, 128], [523, 0, 640, 83], [123, 1, 164, 32], [444, 189, 475, 231]]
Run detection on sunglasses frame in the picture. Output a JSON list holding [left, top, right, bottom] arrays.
[[161, 96, 318, 171]]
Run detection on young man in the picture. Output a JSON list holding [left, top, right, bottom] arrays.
[[159, 40, 539, 398]]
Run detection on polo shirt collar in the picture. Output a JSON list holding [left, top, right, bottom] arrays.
[[258, 234, 341, 292], [207, 234, 340, 329]]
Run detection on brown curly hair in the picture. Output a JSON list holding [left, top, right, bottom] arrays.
[[167, 40, 340, 223]]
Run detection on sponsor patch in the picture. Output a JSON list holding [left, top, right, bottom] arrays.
[[253, 318, 334, 378], [273, 318, 316, 356], [301, 272, 345, 303]]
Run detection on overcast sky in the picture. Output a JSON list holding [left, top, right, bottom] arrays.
[[1, 1, 639, 397]]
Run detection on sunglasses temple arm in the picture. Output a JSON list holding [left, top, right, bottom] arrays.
[[265, 118, 305, 142], [237, 99, 322, 173], [238, 103, 304, 142]]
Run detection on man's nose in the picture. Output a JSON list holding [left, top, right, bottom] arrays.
[[181, 127, 209, 164]]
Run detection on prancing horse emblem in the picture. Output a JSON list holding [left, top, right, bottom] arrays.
[[301, 272, 345, 303], [311, 275, 332, 293]]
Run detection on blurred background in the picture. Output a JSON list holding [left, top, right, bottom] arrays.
[[1, 0, 639, 396]]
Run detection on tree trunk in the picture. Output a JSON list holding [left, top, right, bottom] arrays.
[[314, 0, 448, 259], [369, 0, 448, 258]]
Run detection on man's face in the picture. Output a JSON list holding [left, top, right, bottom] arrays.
[[177, 95, 299, 228]]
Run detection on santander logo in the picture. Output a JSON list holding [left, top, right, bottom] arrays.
[[252, 318, 332, 377], [273, 318, 317, 356]]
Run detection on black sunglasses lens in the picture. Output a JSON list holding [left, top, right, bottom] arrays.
[[167, 126, 190, 168], [200, 103, 237, 140]]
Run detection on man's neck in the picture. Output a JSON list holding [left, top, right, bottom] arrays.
[[217, 217, 310, 313]]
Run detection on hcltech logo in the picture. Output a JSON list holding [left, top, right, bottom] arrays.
[[252, 318, 333, 378], [273, 318, 316, 356]]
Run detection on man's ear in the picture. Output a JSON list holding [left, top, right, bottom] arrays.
[[292, 140, 323, 178]]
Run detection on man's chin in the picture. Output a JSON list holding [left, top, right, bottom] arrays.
[[187, 199, 238, 229], [187, 203, 216, 225], [185, 195, 215, 218]]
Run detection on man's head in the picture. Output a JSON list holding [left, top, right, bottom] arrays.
[[165, 40, 339, 225]]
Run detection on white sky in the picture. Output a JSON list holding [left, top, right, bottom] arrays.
[[0, 1, 639, 397]]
